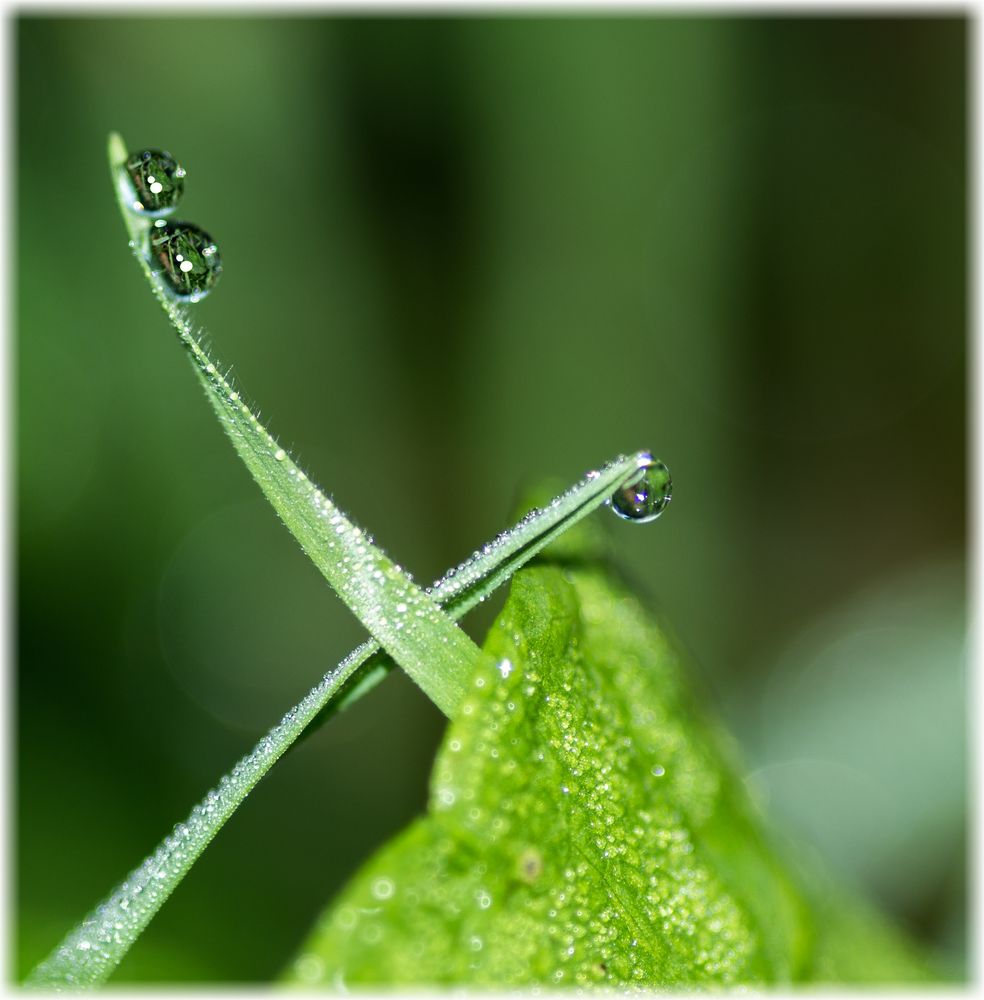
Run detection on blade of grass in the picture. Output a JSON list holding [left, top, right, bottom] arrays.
[[106, 131, 482, 718], [27, 133, 659, 988]]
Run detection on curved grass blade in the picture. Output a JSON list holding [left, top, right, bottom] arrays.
[[27, 132, 660, 989], [106, 131, 482, 718]]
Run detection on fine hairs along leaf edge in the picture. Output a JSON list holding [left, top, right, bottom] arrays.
[[24, 133, 671, 988]]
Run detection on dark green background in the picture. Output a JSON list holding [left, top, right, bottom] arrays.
[[16, 15, 967, 982]]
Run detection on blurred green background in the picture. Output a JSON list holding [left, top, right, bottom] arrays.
[[15, 15, 966, 983]]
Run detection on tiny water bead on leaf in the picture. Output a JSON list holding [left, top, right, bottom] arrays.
[[147, 220, 222, 301], [122, 149, 185, 215], [609, 454, 673, 523]]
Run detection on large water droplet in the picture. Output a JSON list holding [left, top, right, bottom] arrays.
[[147, 221, 222, 301], [122, 149, 185, 216], [609, 454, 672, 523]]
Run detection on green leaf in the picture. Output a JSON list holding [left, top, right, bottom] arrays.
[[286, 563, 935, 987], [26, 134, 662, 989]]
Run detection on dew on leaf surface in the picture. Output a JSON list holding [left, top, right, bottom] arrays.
[[372, 878, 395, 901]]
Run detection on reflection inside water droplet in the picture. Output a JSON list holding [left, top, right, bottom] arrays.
[[146, 221, 223, 301], [122, 148, 185, 216], [609, 453, 672, 523]]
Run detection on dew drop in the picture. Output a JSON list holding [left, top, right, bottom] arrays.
[[122, 149, 185, 216], [371, 877, 395, 900], [609, 454, 672, 523], [293, 953, 324, 982], [146, 221, 222, 301], [651, 764, 666, 777]]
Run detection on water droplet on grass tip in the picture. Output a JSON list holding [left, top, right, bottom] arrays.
[[609, 454, 672, 523], [122, 148, 185, 216], [147, 221, 222, 301]]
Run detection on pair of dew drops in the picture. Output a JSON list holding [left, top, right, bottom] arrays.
[[122, 149, 672, 522], [122, 148, 222, 302]]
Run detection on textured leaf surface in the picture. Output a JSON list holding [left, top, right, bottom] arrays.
[[288, 564, 934, 987]]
